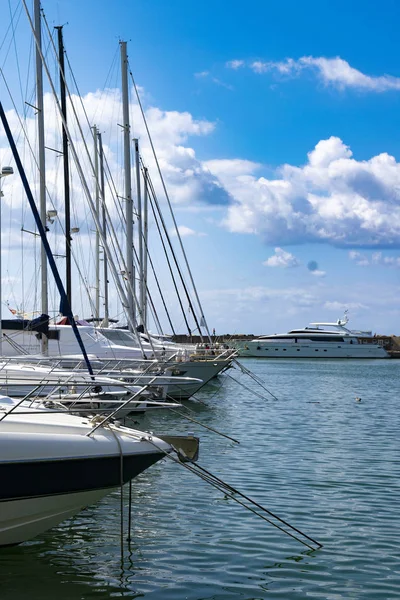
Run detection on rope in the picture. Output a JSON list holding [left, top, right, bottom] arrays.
[[225, 373, 271, 402], [2, 333, 30, 355], [146, 439, 323, 551], [127, 479, 132, 543], [165, 406, 240, 444], [109, 426, 125, 560], [233, 359, 280, 401]]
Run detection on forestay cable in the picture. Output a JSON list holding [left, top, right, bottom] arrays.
[[146, 439, 323, 552]]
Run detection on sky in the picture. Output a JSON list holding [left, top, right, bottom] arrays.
[[1, 0, 400, 335]]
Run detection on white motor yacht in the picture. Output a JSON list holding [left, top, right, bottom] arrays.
[[240, 316, 389, 359]]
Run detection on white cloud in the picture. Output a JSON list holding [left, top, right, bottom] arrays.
[[200, 274, 400, 334], [349, 251, 370, 266], [263, 247, 300, 268], [199, 283, 385, 332], [373, 252, 400, 267], [204, 158, 261, 176], [211, 78, 234, 91], [324, 301, 368, 311], [170, 225, 207, 237], [349, 250, 400, 267], [250, 59, 300, 75], [300, 57, 400, 92], [238, 56, 400, 92], [306, 259, 326, 277], [202, 284, 319, 308], [0, 87, 230, 318], [226, 60, 245, 70], [1, 88, 231, 217], [7, 87, 400, 257], [204, 136, 400, 247], [194, 71, 234, 91]]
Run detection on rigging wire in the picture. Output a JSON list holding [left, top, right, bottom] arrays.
[[129, 68, 212, 341], [0, 1, 22, 56], [233, 358, 280, 401], [7, 0, 25, 112], [145, 165, 203, 338], [146, 174, 191, 335], [146, 439, 323, 552], [138, 164, 176, 335], [225, 372, 271, 402], [58, 38, 201, 341]]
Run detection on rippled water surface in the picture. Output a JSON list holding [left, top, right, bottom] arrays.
[[2, 358, 400, 599]]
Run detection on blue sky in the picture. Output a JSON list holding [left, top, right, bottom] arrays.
[[2, 0, 400, 335]]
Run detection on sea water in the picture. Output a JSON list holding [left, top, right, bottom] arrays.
[[1, 358, 400, 599]]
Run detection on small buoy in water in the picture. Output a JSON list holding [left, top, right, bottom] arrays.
[[356, 397, 362, 402]]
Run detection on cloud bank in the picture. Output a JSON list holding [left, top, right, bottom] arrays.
[[227, 56, 400, 92], [205, 136, 400, 248], [5, 87, 400, 252]]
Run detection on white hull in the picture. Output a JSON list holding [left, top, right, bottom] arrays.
[[0, 488, 112, 546], [164, 358, 231, 398], [241, 342, 388, 358], [0, 325, 234, 400], [0, 400, 170, 545]]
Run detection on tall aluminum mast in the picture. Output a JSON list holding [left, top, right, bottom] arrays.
[[120, 41, 135, 331], [55, 25, 72, 310], [92, 125, 100, 320], [98, 132, 109, 327], [142, 166, 149, 327], [34, 0, 48, 354], [134, 138, 144, 325]]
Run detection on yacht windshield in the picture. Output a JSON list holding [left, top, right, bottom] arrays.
[[100, 329, 136, 343]]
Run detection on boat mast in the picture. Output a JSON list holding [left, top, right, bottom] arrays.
[[34, 0, 48, 354], [0, 167, 14, 355], [92, 125, 100, 321], [120, 41, 135, 331], [55, 24, 72, 311], [98, 131, 109, 327], [134, 138, 144, 325], [20, 9, 149, 357], [0, 102, 94, 375], [142, 166, 149, 327]]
